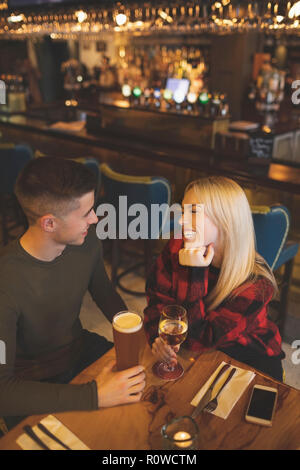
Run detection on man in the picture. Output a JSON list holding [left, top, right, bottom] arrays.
[[0, 157, 145, 429]]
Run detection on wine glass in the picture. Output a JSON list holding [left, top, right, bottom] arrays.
[[152, 305, 188, 380]]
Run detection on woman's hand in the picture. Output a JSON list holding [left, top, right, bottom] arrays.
[[152, 337, 180, 367], [179, 243, 214, 267]]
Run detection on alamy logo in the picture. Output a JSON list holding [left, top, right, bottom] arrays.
[[0, 80, 6, 105], [291, 80, 300, 105], [0, 340, 6, 365], [291, 340, 300, 365], [95, 198, 202, 240]]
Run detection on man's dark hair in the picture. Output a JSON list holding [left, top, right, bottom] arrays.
[[15, 157, 97, 225]]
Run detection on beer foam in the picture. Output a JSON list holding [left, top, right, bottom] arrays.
[[113, 312, 142, 333]]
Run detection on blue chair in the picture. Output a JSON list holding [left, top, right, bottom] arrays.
[[100, 163, 172, 296], [76, 157, 101, 204], [0, 144, 33, 245], [252, 205, 299, 334]]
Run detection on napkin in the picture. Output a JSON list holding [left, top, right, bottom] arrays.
[[191, 361, 255, 419], [16, 415, 90, 450]]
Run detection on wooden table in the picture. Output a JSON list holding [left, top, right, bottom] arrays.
[[0, 340, 299, 450]]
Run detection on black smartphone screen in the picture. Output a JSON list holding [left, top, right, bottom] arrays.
[[247, 388, 277, 421]]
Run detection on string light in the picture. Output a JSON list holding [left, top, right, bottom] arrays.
[[7, 14, 24, 23], [0, 1, 300, 38]]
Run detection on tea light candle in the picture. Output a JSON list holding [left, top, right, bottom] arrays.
[[173, 431, 193, 449]]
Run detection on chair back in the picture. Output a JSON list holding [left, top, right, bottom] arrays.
[[82, 158, 100, 180], [100, 164, 171, 239], [252, 205, 290, 270], [77, 158, 101, 202], [0, 145, 33, 194]]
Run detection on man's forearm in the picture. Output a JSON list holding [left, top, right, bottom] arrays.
[[0, 376, 98, 416]]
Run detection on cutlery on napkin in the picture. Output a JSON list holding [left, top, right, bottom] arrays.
[[16, 415, 90, 450], [191, 361, 255, 419], [191, 363, 231, 418]]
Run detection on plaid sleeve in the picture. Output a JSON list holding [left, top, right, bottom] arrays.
[[186, 277, 281, 356], [143, 239, 179, 346]]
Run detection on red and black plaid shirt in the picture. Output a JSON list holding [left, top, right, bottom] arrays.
[[144, 238, 284, 358]]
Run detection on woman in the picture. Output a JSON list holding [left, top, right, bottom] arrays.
[[144, 176, 285, 381]]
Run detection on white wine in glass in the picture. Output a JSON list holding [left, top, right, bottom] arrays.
[[152, 305, 188, 380]]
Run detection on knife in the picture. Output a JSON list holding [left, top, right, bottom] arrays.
[[191, 363, 231, 419], [23, 425, 51, 450], [37, 423, 71, 450]]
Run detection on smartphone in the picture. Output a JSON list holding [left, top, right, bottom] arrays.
[[245, 385, 278, 427]]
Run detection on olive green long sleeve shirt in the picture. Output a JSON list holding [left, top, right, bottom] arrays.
[[0, 228, 126, 416]]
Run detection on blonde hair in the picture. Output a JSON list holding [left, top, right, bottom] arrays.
[[185, 176, 278, 311]]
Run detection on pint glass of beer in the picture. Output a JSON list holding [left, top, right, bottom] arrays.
[[113, 311, 143, 371]]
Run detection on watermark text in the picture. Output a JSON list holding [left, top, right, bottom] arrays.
[[96, 198, 203, 240], [291, 80, 300, 105], [0, 340, 6, 365], [0, 80, 6, 105], [291, 340, 300, 365]]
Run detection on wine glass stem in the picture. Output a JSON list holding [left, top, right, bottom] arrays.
[[164, 358, 177, 372]]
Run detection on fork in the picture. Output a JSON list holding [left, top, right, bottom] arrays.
[[204, 367, 237, 413]]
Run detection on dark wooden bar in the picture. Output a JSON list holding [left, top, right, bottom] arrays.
[[1, 108, 300, 201]]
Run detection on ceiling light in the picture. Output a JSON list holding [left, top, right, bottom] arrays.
[[116, 13, 127, 26], [159, 10, 173, 23], [289, 1, 300, 18], [8, 14, 24, 23], [75, 11, 87, 23]]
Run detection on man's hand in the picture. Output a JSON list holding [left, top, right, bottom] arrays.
[[96, 361, 146, 408], [152, 337, 180, 367], [179, 243, 214, 267]]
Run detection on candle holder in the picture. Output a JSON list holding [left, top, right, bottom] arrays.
[[161, 416, 199, 450]]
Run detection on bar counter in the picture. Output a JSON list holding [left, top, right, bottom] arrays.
[[1, 105, 300, 199]]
